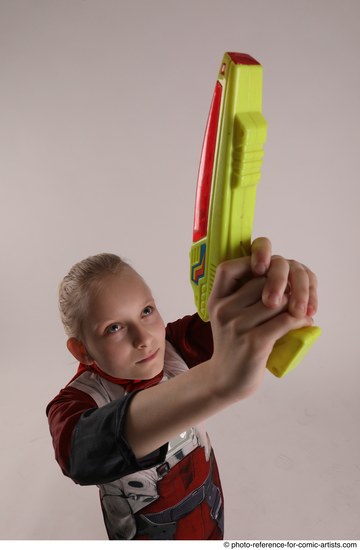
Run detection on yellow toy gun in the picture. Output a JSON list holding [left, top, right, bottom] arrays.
[[190, 52, 321, 378]]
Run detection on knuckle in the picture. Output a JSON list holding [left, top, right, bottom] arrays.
[[214, 262, 226, 281], [215, 259, 234, 279], [210, 301, 230, 325], [271, 254, 284, 262], [231, 317, 248, 336], [289, 261, 306, 274], [267, 274, 288, 291]]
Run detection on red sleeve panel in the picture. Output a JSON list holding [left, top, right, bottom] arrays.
[[46, 385, 97, 475], [46, 387, 168, 486], [165, 313, 213, 368]]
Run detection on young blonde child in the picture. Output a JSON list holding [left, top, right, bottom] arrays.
[[46, 237, 317, 540]]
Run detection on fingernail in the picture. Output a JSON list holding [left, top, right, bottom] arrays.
[[267, 293, 280, 306], [295, 302, 306, 314], [255, 263, 267, 275]]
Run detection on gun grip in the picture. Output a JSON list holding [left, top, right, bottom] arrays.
[[266, 326, 321, 378]]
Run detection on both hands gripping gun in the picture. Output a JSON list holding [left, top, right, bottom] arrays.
[[190, 52, 321, 378]]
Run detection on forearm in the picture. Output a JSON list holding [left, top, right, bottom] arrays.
[[123, 359, 229, 459], [125, 252, 317, 459]]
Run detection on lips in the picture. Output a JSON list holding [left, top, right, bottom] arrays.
[[136, 349, 159, 364]]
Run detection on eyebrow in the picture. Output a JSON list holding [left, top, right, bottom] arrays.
[[92, 296, 156, 331]]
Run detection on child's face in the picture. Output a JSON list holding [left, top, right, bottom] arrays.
[[80, 268, 166, 380]]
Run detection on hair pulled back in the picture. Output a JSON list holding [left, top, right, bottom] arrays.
[[58, 253, 131, 339]]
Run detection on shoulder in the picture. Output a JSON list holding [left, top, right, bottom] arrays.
[[46, 383, 96, 418], [69, 369, 126, 407], [165, 313, 213, 368], [46, 368, 128, 417]]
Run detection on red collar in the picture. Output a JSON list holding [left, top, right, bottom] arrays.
[[74, 362, 164, 393]]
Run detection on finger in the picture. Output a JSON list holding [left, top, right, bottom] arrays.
[[229, 276, 267, 308], [214, 277, 267, 324], [252, 311, 314, 352], [287, 262, 310, 318], [231, 291, 290, 333], [262, 255, 290, 308], [251, 237, 272, 275], [306, 269, 318, 317], [209, 257, 252, 301]]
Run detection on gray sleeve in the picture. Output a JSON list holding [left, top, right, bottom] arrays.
[[68, 391, 168, 485]]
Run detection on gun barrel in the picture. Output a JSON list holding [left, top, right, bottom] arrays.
[[191, 52, 266, 321], [190, 52, 321, 378]]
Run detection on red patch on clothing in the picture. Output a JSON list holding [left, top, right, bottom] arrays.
[[134, 446, 224, 540]]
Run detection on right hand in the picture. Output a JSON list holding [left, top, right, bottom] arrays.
[[207, 257, 313, 400]]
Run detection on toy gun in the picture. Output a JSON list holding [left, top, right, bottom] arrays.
[[190, 52, 321, 378]]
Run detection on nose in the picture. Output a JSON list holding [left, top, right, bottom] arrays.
[[131, 323, 153, 349]]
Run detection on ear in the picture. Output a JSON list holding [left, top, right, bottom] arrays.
[[67, 338, 94, 365]]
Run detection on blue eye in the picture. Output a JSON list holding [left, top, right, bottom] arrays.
[[143, 306, 153, 316], [107, 323, 121, 334]]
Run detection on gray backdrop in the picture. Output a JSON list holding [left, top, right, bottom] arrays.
[[1, 0, 359, 540]]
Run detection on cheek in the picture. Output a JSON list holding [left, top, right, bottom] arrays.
[[155, 318, 166, 341]]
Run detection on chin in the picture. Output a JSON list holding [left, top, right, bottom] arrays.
[[145, 364, 163, 379]]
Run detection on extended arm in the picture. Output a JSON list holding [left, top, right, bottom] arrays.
[[124, 240, 317, 458]]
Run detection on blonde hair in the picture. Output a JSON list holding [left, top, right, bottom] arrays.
[[59, 253, 131, 339]]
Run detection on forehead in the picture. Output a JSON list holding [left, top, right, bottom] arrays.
[[86, 269, 153, 317]]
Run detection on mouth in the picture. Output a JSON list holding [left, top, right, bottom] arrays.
[[136, 349, 159, 364]]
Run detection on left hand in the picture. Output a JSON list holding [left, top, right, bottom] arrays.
[[250, 237, 318, 319]]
